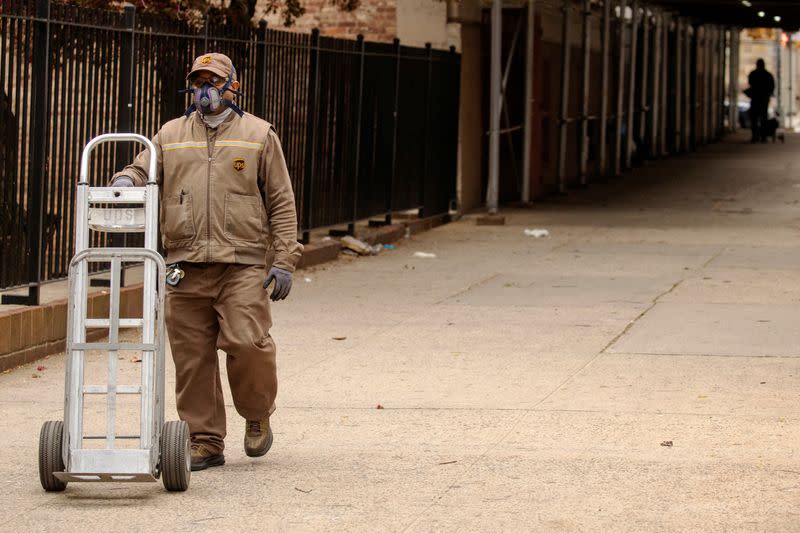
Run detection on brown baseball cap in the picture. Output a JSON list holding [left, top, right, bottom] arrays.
[[186, 52, 236, 81]]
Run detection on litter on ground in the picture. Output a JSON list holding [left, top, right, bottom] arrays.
[[413, 252, 437, 259], [524, 228, 550, 238], [341, 235, 382, 255]]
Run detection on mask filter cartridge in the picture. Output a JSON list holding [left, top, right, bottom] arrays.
[[193, 83, 222, 115]]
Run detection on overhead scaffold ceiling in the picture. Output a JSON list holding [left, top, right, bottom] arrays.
[[652, 0, 800, 31]]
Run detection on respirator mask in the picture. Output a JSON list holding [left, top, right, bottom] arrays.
[[193, 82, 224, 114], [181, 71, 244, 117]]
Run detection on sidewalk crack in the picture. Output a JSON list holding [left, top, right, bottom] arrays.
[[600, 277, 685, 355], [400, 411, 529, 532], [434, 273, 501, 305], [529, 276, 687, 412]]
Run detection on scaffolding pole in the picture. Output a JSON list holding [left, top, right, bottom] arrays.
[[521, 0, 536, 203], [599, 0, 612, 177], [789, 32, 795, 130], [683, 23, 692, 150], [487, 0, 502, 213], [674, 18, 683, 152], [650, 10, 662, 156], [556, 0, 571, 193], [614, 0, 627, 176], [776, 28, 783, 125], [638, 5, 650, 147], [661, 14, 669, 155], [625, 0, 639, 168], [579, 0, 592, 185]]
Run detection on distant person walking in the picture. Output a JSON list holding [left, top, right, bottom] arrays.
[[746, 59, 775, 143]]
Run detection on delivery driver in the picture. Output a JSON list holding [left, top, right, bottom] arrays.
[[111, 53, 303, 471]]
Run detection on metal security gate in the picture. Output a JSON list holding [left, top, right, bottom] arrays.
[[0, 0, 461, 304]]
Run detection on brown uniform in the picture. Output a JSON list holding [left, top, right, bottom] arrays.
[[113, 111, 303, 453]]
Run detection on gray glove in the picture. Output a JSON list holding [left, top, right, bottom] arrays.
[[263, 266, 292, 302], [111, 176, 134, 187]]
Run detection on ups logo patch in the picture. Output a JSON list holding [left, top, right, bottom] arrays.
[[233, 158, 246, 172]]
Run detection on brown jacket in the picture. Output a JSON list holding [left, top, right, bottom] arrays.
[[113, 111, 303, 272]]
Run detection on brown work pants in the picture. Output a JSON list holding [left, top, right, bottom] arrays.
[[165, 262, 276, 453]]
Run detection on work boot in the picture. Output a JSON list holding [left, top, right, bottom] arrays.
[[244, 418, 273, 457], [190, 443, 225, 471]]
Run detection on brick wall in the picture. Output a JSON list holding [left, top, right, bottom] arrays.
[[0, 284, 144, 372], [257, 0, 398, 42]]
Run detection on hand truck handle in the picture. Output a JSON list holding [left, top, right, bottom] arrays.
[[79, 133, 157, 185]]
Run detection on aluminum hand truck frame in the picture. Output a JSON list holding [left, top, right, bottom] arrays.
[[38, 134, 191, 492]]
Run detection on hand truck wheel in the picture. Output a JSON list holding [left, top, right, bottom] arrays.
[[160, 420, 191, 492], [39, 421, 67, 492]]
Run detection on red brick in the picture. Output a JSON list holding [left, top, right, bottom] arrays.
[[30, 307, 46, 346], [260, 0, 397, 43], [297, 240, 342, 269], [0, 350, 27, 372], [51, 304, 67, 343], [42, 306, 54, 343], [0, 313, 15, 354], [18, 310, 32, 352]]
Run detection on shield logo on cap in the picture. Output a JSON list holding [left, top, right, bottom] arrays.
[[233, 158, 246, 172], [201, 55, 212, 65]]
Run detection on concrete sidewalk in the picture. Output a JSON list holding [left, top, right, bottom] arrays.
[[3, 132, 800, 531]]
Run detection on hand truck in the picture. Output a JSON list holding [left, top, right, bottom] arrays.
[[38, 134, 191, 492]]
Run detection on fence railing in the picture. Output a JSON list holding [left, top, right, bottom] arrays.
[[0, 0, 461, 304]]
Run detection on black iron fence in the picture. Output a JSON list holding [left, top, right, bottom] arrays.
[[0, 0, 460, 304]]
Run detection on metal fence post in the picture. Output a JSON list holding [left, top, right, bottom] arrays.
[[116, 5, 135, 138], [731, 29, 739, 132], [349, 34, 365, 234], [718, 26, 723, 138], [386, 38, 401, 225], [579, 0, 591, 186], [556, 0, 571, 192], [703, 26, 714, 143], [720, 27, 727, 135], [788, 31, 794, 130], [776, 28, 783, 129], [449, 45, 460, 212], [705, 26, 712, 143], [254, 20, 268, 119], [690, 22, 698, 149], [203, 15, 210, 53], [2, 0, 50, 305], [730, 28, 738, 132], [108, 3, 137, 289], [420, 42, 432, 217], [301, 28, 321, 244]]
